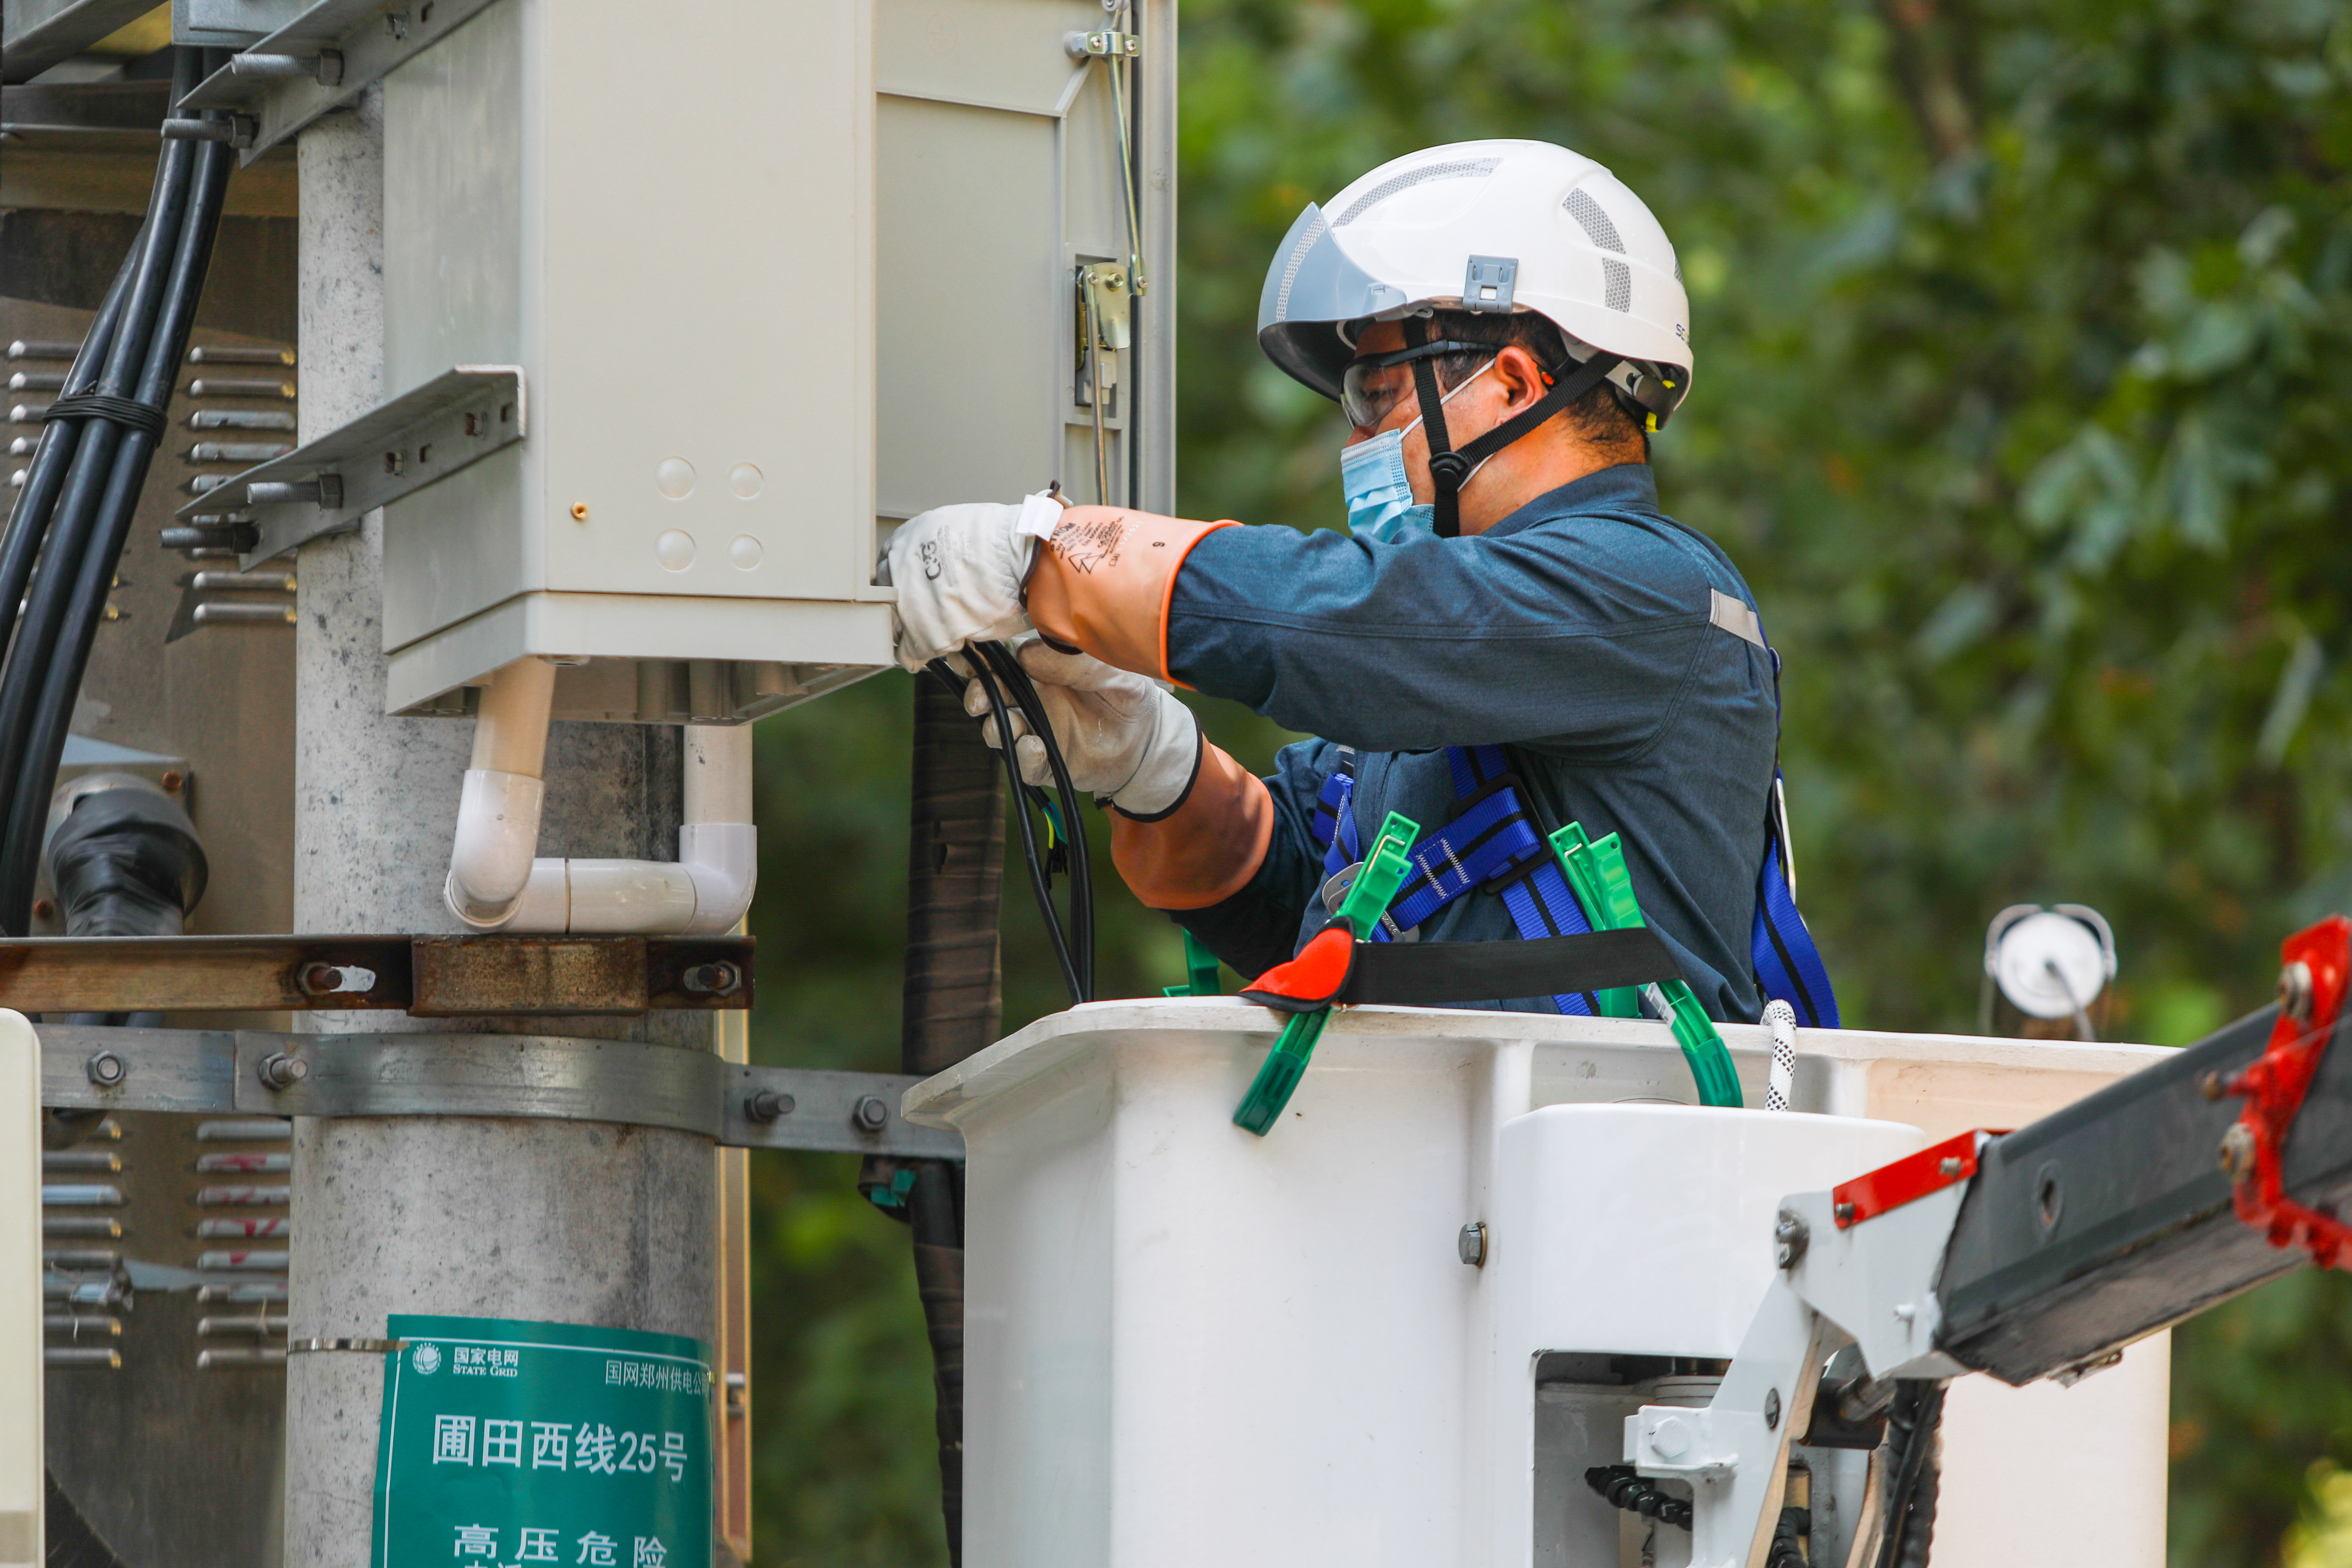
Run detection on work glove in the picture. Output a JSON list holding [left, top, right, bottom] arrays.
[[881, 492, 1063, 672], [964, 639, 1202, 820]]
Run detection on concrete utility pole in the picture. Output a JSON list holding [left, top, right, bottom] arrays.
[[282, 93, 719, 1568]]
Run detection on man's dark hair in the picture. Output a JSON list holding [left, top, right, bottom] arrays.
[[1419, 308, 1649, 457]]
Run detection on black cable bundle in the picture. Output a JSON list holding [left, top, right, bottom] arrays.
[[928, 642, 1095, 1006], [0, 47, 234, 935], [1872, 1380, 1947, 1568]]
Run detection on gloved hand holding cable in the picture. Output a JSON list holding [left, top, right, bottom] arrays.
[[960, 640, 1200, 821]]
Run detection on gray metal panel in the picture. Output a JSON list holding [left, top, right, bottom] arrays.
[[170, 0, 310, 49], [876, 94, 1062, 517], [378, 0, 529, 652]]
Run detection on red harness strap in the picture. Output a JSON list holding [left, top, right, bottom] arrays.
[[2222, 915, 2352, 1267]]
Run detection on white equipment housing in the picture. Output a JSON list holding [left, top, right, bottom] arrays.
[[0, 1011, 39, 1567], [374, 0, 1174, 722], [904, 1001, 2172, 1568]]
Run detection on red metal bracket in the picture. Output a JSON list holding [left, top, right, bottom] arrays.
[[2222, 915, 2352, 1268], [1831, 1129, 1990, 1228]]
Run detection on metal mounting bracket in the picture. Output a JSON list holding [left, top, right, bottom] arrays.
[[171, 364, 524, 566], [175, 0, 505, 160], [37, 1025, 961, 1160]]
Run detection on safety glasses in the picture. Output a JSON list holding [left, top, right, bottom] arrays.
[[1339, 339, 1494, 430]]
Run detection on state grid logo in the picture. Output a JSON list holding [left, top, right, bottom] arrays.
[[411, 1342, 442, 1375]]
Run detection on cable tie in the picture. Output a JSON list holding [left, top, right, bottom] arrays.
[[41, 393, 167, 440]]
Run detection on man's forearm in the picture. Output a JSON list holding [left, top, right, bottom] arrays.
[[1109, 742, 1273, 911], [1025, 506, 1234, 683]]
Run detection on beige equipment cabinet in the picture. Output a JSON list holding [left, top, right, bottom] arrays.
[[374, 0, 1175, 723]]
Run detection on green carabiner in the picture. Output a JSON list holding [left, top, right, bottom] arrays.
[[1546, 823, 1742, 1108], [1232, 812, 1419, 1135]]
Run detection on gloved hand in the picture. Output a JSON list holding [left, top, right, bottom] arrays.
[[965, 639, 1201, 819], [882, 493, 1063, 672]]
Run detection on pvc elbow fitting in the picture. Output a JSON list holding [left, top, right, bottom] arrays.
[[678, 821, 756, 934], [445, 768, 546, 928]]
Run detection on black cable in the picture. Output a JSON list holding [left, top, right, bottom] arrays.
[[0, 131, 193, 840], [935, 657, 1085, 1005], [0, 49, 229, 929], [976, 640, 1094, 998], [0, 221, 144, 664], [1871, 1381, 1947, 1568], [2, 126, 232, 923]]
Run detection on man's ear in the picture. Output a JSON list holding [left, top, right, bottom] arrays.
[[1493, 344, 1550, 410]]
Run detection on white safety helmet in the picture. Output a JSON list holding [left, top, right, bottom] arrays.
[[1257, 139, 1694, 427]]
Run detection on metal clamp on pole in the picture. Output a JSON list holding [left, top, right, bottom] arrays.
[[33, 1024, 962, 1160]]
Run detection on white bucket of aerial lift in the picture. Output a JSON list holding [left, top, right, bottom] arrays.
[[903, 999, 2171, 1568]]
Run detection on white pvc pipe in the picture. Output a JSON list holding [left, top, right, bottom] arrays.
[[445, 658, 557, 929], [442, 676, 757, 934]]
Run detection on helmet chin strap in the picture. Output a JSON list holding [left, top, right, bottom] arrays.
[[1401, 315, 1624, 538]]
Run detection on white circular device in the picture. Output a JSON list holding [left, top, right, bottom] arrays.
[[1989, 908, 2114, 1020]]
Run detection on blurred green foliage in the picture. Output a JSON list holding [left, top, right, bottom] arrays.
[[743, 0, 2352, 1560]]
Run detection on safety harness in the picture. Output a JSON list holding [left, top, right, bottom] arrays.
[[1306, 735, 1838, 1032]]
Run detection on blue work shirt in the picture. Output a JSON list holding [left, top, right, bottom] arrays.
[[1163, 462, 1777, 1022]]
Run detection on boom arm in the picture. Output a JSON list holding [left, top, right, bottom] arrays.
[[1646, 916, 2352, 1567]]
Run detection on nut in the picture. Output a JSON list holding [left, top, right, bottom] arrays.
[[682, 961, 740, 996], [851, 1094, 890, 1134], [1457, 1222, 1489, 1268], [160, 769, 184, 794], [1772, 1210, 1809, 1269], [1764, 1387, 1781, 1431], [2281, 960, 2315, 1023], [2219, 1121, 2259, 1182], [257, 1052, 309, 1090], [84, 1051, 126, 1088]]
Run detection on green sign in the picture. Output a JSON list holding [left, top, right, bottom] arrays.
[[371, 1315, 713, 1568]]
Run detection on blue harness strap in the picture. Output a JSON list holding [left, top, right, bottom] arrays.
[[1751, 781, 1838, 1027], [1308, 743, 1595, 1015]]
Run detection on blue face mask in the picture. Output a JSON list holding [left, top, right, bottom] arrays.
[[1338, 359, 1494, 544]]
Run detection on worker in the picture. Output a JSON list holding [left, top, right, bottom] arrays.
[[884, 139, 1835, 1025]]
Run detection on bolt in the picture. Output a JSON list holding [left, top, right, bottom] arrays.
[[571, 503, 590, 521], [2219, 1122, 2258, 1182], [84, 1051, 125, 1088], [2200, 1071, 2227, 1102], [1892, 1302, 1916, 1325], [682, 961, 740, 996], [1833, 1200, 1857, 1224], [1648, 1416, 1691, 1461], [1773, 1210, 1809, 1269], [257, 1052, 309, 1090], [1764, 1388, 1781, 1431], [300, 963, 341, 995], [851, 1095, 890, 1134], [1457, 1221, 1489, 1268], [744, 1088, 794, 1124], [1940, 1156, 1963, 1176], [161, 769, 185, 794], [31, 898, 54, 922], [2281, 960, 2315, 1023]]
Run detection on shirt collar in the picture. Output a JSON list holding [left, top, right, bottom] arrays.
[[1482, 463, 1659, 540]]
